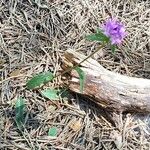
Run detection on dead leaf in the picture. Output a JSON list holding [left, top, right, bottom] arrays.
[[9, 69, 21, 77], [69, 119, 82, 132]]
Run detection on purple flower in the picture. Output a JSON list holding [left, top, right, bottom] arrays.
[[102, 18, 126, 45]]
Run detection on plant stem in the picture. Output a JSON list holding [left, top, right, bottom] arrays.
[[56, 44, 105, 77]]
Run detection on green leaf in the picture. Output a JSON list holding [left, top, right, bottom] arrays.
[[110, 45, 116, 53], [86, 30, 109, 42], [48, 127, 57, 137], [26, 71, 54, 89], [15, 98, 25, 128], [41, 89, 59, 100], [74, 67, 86, 93]]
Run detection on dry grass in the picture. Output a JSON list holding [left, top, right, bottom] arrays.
[[0, 0, 150, 149]]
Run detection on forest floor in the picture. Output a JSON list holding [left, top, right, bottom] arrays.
[[0, 0, 150, 149]]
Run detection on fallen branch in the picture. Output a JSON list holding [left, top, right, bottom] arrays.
[[63, 49, 150, 112]]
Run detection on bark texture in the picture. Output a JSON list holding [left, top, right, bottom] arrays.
[[63, 49, 150, 112]]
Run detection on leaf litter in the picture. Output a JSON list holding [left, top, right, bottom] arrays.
[[0, 0, 150, 149]]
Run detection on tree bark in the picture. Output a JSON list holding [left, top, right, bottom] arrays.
[[63, 49, 150, 113]]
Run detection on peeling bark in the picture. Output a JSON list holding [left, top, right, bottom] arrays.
[[63, 49, 150, 112]]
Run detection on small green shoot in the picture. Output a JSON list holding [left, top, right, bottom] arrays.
[[48, 127, 57, 137], [74, 67, 86, 93], [15, 98, 25, 128], [26, 71, 54, 89], [41, 89, 59, 100]]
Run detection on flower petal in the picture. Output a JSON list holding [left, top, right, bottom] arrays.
[[101, 18, 127, 45]]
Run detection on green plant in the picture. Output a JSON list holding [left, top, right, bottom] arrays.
[[15, 98, 25, 129], [26, 18, 126, 97]]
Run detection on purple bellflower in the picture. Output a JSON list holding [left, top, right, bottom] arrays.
[[102, 18, 126, 45]]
